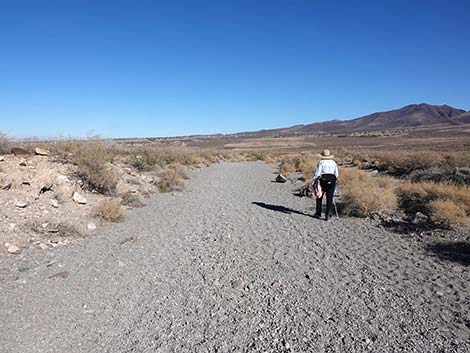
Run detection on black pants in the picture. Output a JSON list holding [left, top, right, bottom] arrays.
[[315, 176, 336, 217]]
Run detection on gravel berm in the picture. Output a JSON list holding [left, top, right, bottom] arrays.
[[1, 162, 469, 352]]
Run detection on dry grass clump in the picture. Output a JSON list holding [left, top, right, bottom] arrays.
[[339, 168, 398, 217], [398, 181, 470, 225], [94, 198, 125, 223], [0, 132, 11, 154], [156, 164, 186, 192]]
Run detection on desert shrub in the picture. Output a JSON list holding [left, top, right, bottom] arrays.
[[339, 168, 398, 217], [297, 158, 318, 180], [47, 137, 118, 195], [0, 132, 11, 154], [363, 150, 470, 185], [120, 192, 146, 208], [398, 181, 470, 225], [279, 160, 296, 175], [74, 140, 117, 195], [429, 199, 467, 225], [156, 166, 185, 192], [94, 198, 125, 223], [29, 220, 83, 237]]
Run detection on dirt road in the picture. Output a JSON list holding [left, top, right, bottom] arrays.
[[1, 162, 469, 352]]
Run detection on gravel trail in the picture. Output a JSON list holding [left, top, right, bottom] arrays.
[[1, 162, 469, 353]]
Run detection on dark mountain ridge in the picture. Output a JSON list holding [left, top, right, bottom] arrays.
[[234, 103, 468, 138]]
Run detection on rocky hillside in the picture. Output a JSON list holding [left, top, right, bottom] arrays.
[[235, 103, 468, 137]]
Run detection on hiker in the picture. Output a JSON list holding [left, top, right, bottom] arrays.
[[311, 149, 338, 221]]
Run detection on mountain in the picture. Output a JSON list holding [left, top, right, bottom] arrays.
[[235, 103, 467, 137]]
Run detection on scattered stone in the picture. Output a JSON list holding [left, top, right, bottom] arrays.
[[39, 184, 53, 194], [0, 155, 4, 161], [11, 147, 31, 157], [1, 180, 12, 190], [87, 222, 97, 231], [48, 271, 69, 279], [34, 147, 50, 156], [72, 191, 87, 204], [19, 160, 27, 167], [7, 244, 20, 254], [38, 243, 48, 250], [411, 212, 428, 224], [9, 223, 16, 230], [275, 174, 288, 183], [50, 199, 59, 208], [15, 201, 28, 208], [231, 279, 244, 289]]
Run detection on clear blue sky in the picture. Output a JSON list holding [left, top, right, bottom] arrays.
[[1, 0, 469, 138]]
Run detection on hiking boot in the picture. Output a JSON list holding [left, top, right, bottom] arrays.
[[325, 215, 329, 221]]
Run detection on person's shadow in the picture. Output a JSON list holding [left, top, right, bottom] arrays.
[[251, 202, 313, 218]]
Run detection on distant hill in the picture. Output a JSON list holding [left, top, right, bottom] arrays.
[[235, 103, 468, 137]]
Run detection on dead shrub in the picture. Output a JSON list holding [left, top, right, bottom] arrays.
[[30, 220, 83, 237], [398, 181, 470, 225], [429, 199, 467, 225], [74, 140, 117, 195], [0, 132, 11, 154], [94, 198, 125, 223], [156, 166, 185, 192], [120, 192, 146, 208], [339, 168, 398, 217]]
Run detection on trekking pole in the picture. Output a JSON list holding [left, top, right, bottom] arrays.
[[333, 199, 339, 219]]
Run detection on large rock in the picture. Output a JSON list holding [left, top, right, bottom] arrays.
[[275, 174, 288, 183], [72, 191, 87, 204], [34, 147, 50, 156], [11, 147, 31, 157]]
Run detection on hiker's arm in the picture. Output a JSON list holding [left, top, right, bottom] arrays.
[[311, 161, 322, 186]]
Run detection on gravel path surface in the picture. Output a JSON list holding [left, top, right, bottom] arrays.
[[1, 161, 469, 353]]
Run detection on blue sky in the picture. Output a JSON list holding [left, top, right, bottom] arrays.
[[1, 0, 469, 138]]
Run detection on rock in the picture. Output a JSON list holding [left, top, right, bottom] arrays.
[[15, 201, 28, 208], [11, 147, 31, 157], [39, 184, 53, 194], [38, 243, 48, 250], [50, 199, 59, 208], [56, 175, 71, 184], [7, 244, 20, 254], [275, 174, 288, 183], [72, 191, 87, 204], [34, 147, 50, 156], [0, 155, 4, 161], [231, 279, 244, 289], [411, 212, 428, 224], [1, 180, 12, 190], [19, 160, 27, 167], [87, 222, 97, 231], [48, 271, 70, 279]]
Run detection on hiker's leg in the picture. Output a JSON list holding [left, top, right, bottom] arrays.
[[315, 193, 323, 216], [325, 182, 336, 218]]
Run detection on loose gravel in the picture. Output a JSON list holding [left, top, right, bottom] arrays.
[[1, 161, 469, 353]]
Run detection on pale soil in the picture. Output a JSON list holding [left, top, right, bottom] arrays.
[[0, 162, 468, 352], [0, 154, 157, 252]]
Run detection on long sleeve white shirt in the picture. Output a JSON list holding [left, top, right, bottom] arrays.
[[313, 159, 338, 182]]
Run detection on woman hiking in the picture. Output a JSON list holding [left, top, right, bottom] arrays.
[[311, 149, 338, 221]]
